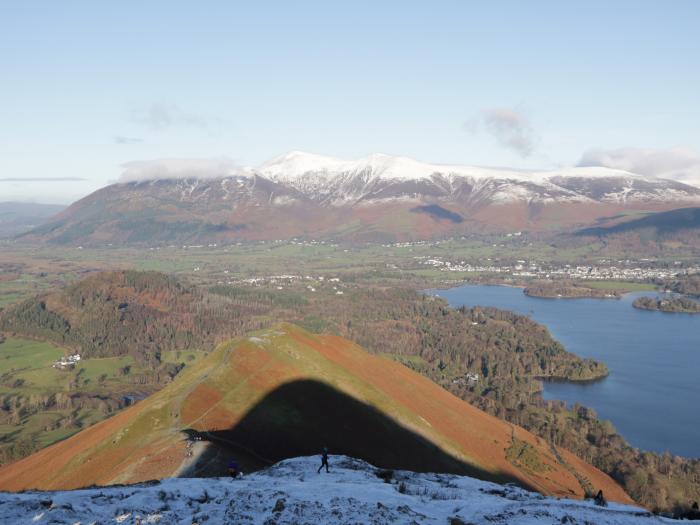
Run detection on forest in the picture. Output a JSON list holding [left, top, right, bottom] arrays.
[[523, 282, 621, 299], [671, 274, 700, 296], [632, 296, 700, 313]]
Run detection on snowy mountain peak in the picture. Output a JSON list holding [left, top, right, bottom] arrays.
[[253, 151, 700, 205], [259, 150, 498, 181], [258, 151, 664, 184]]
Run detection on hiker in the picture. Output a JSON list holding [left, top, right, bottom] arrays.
[[593, 489, 607, 507], [317, 447, 330, 473], [227, 460, 240, 478]]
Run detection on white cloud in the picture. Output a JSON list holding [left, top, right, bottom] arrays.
[[114, 135, 144, 144], [118, 158, 244, 183], [130, 103, 220, 131], [0, 177, 87, 182], [577, 147, 700, 186], [466, 107, 536, 158]]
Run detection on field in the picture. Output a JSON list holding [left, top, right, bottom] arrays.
[[583, 281, 656, 292], [2, 233, 689, 310], [0, 337, 174, 463], [0, 338, 64, 376]]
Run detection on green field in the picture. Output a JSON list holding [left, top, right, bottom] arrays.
[[161, 349, 204, 365], [0, 338, 149, 394], [0, 338, 64, 376], [0, 337, 164, 464], [583, 281, 656, 292]]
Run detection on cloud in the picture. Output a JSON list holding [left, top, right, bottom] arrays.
[[130, 103, 220, 131], [577, 147, 700, 186], [118, 158, 244, 183], [466, 107, 536, 158], [114, 135, 144, 144], [0, 177, 87, 182]]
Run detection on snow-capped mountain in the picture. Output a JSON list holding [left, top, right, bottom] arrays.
[[21, 151, 700, 245], [0, 456, 664, 525], [258, 151, 700, 205]]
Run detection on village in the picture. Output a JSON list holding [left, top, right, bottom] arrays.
[[418, 256, 700, 282]]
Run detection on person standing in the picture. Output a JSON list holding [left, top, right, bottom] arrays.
[[593, 489, 607, 507], [228, 460, 240, 478], [317, 447, 330, 473]]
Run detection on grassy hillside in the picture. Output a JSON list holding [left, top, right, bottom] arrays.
[[0, 324, 631, 505]]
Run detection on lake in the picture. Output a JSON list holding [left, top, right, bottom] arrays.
[[430, 284, 700, 458]]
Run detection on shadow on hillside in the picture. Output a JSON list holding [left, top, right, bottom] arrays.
[[576, 206, 700, 236], [180, 378, 534, 491]]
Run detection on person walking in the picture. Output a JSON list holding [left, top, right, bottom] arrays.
[[317, 447, 330, 473]]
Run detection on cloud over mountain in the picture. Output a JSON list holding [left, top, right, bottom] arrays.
[[118, 157, 243, 182], [578, 147, 700, 186]]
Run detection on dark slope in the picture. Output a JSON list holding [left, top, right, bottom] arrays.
[[577, 207, 700, 236]]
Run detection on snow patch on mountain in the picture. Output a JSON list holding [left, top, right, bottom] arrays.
[[258, 151, 661, 186], [259, 150, 540, 183], [0, 456, 665, 525]]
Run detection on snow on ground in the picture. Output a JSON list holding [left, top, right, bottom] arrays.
[[0, 456, 669, 525]]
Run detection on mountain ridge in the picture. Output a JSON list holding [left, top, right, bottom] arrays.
[[18, 151, 700, 245], [0, 323, 631, 505]]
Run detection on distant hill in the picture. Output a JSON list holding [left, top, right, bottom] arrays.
[[0, 324, 631, 504], [0, 270, 263, 367], [17, 151, 700, 245], [0, 202, 64, 237]]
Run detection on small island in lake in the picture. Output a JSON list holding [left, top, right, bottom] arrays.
[[633, 296, 700, 314], [523, 282, 621, 299]]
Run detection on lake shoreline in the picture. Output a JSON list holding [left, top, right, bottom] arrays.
[[430, 283, 700, 458]]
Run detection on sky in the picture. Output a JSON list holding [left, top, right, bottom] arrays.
[[1, 0, 699, 203]]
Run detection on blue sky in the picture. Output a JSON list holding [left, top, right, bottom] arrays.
[[1, 1, 699, 203]]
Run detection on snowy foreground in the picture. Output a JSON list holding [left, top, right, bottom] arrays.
[[0, 456, 670, 525]]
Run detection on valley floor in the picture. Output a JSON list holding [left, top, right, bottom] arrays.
[[0, 456, 665, 525]]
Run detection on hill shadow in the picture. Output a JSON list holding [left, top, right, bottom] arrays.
[[410, 204, 464, 223], [181, 378, 534, 491], [576, 207, 700, 236]]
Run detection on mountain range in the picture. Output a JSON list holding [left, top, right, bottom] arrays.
[[19, 151, 700, 244]]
